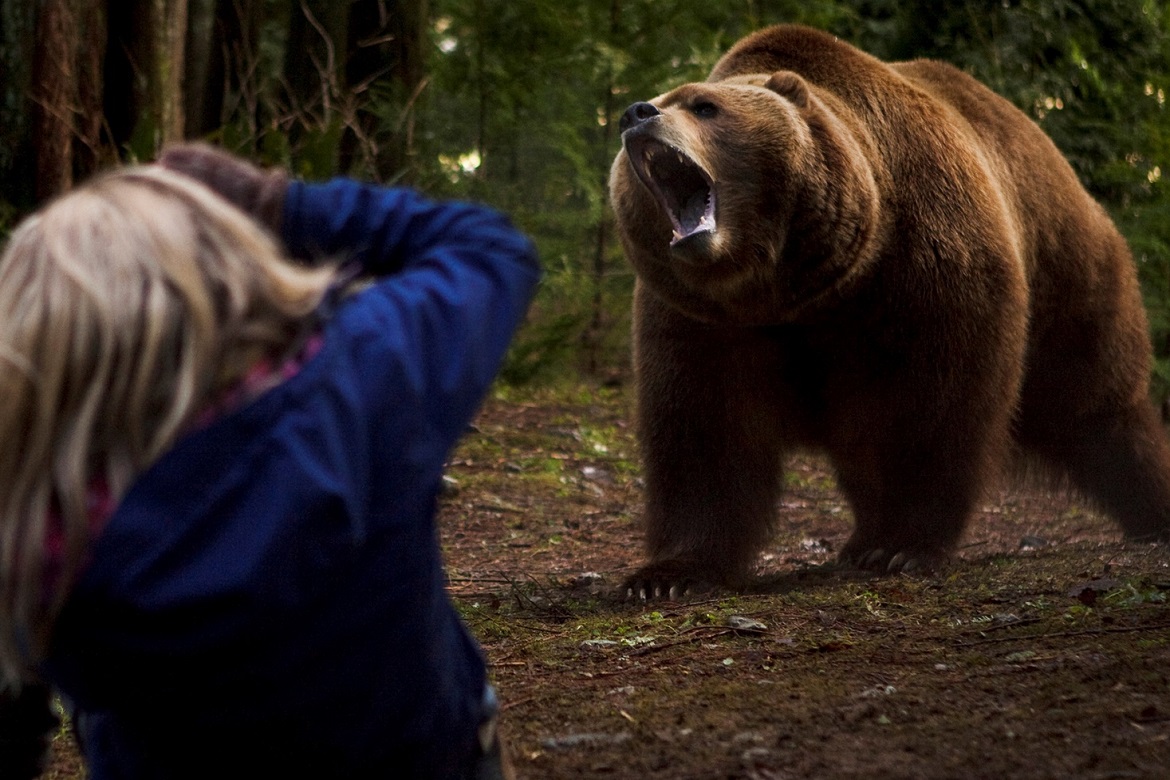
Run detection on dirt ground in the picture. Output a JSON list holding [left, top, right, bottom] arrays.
[[44, 384, 1170, 779]]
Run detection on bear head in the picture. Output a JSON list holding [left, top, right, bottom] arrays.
[[609, 71, 881, 324]]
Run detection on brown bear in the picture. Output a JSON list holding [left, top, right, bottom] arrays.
[[608, 24, 1170, 598]]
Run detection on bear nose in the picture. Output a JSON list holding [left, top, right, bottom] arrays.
[[619, 102, 660, 133]]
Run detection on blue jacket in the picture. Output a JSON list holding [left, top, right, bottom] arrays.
[[42, 180, 540, 778]]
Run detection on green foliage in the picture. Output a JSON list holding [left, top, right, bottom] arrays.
[[873, 1, 1170, 199], [5, 1, 1170, 390]]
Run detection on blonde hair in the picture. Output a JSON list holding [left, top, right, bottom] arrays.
[[0, 166, 336, 685]]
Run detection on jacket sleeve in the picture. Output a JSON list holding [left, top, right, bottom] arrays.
[[279, 179, 541, 449], [280, 179, 538, 279]]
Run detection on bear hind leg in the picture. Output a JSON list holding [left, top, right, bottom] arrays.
[[1023, 403, 1170, 543]]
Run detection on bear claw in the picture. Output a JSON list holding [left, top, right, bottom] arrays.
[[840, 547, 941, 574], [887, 552, 915, 572], [622, 564, 716, 602], [625, 579, 694, 602]]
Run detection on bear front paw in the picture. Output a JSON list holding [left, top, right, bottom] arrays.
[[622, 561, 718, 601]]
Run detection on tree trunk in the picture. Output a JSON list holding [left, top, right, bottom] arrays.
[[0, 0, 38, 208], [74, 1, 109, 178], [32, 0, 77, 199], [29, 0, 108, 201], [582, 0, 623, 376], [184, 0, 217, 137], [105, 0, 186, 161], [389, 0, 428, 180], [105, 0, 154, 156], [156, 0, 188, 144], [205, 0, 265, 151], [342, 0, 429, 182], [280, 0, 350, 174]]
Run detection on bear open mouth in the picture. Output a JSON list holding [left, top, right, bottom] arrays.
[[626, 138, 716, 246]]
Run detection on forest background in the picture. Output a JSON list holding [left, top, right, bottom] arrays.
[[2, 0, 1170, 394]]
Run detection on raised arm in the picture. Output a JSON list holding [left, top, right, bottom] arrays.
[[283, 178, 541, 437], [158, 143, 540, 439], [281, 178, 537, 279]]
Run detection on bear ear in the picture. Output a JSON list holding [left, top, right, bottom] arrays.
[[764, 71, 809, 108]]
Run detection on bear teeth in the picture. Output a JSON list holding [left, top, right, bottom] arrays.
[[635, 141, 715, 245], [625, 135, 716, 246]]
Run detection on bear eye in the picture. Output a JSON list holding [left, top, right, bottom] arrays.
[[691, 101, 719, 119]]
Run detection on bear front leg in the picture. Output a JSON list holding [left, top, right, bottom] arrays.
[[827, 366, 1015, 573], [629, 401, 784, 598], [626, 289, 786, 599]]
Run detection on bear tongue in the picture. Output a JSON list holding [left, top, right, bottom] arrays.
[[645, 147, 715, 244], [626, 136, 716, 245], [674, 189, 716, 244]]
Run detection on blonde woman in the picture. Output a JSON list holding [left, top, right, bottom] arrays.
[[0, 145, 538, 779]]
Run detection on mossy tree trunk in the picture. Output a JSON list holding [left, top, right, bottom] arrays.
[[184, 0, 217, 137], [343, 0, 430, 182], [281, 0, 349, 176], [31, 0, 108, 201], [104, 0, 187, 162], [157, 0, 188, 144]]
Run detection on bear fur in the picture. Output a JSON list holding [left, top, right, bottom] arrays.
[[608, 24, 1170, 597]]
